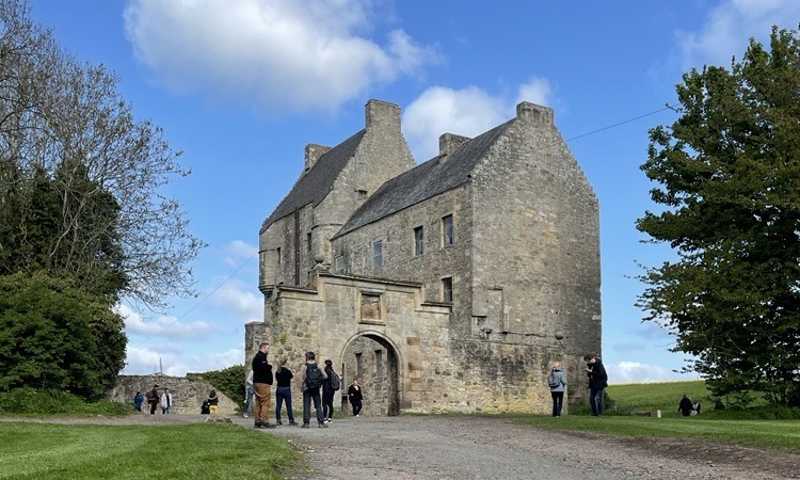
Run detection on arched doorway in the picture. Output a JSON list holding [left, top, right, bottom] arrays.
[[340, 332, 401, 416]]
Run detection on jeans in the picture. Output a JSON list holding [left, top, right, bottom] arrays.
[[303, 387, 324, 425], [322, 389, 334, 419], [149, 402, 158, 415], [243, 385, 254, 416], [590, 387, 604, 416], [161, 406, 171, 415], [350, 399, 362, 416], [275, 386, 294, 423], [551, 391, 564, 417]]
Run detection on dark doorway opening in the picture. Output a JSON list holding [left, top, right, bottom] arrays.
[[341, 334, 400, 416]]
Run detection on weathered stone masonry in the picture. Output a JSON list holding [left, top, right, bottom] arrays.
[[246, 99, 601, 415]]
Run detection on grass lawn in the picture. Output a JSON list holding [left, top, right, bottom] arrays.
[[0, 422, 296, 480], [520, 415, 800, 451]]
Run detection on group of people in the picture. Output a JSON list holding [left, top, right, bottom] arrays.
[[133, 385, 173, 415], [246, 342, 365, 429], [547, 353, 608, 417]]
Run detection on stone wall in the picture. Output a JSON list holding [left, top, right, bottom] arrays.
[[109, 375, 238, 416]]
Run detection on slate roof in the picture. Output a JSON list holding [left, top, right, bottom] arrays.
[[335, 120, 512, 238], [260, 129, 366, 233]]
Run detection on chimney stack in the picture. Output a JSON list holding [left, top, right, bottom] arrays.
[[365, 99, 401, 132], [438, 133, 471, 156], [304, 144, 331, 172], [516, 101, 554, 126]]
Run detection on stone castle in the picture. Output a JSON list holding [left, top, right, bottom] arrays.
[[245, 99, 600, 415]]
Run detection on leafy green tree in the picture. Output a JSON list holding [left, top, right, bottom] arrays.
[[0, 272, 126, 399], [637, 27, 800, 406]]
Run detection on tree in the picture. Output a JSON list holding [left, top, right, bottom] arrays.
[[637, 26, 800, 406], [0, 0, 202, 307], [0, 272, 126, 399]]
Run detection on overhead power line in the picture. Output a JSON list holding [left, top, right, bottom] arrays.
[[565, 104, 676, 143]]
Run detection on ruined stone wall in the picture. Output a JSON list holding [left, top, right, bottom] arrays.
[[467, 104, 601, 406], [109, 375, 238, 416]]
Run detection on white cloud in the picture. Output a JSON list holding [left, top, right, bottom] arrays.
[[677, 0, 800, 68], [116, 304, 214, 338], [403, 77, 553, 160], [124, 0, 437, 111], [224, 240, 259, 267], [213, 280, 262, 323], [607, 361, 698, 384], [123, 344, 243, 376]]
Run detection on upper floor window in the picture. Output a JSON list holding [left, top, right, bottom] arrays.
[[306, 233, 312, 253], [372, 239, 383, 269], [442, 214, 454, 247], [276, 247, 282, 266], [413, 226, 424, 256], [442, 276, 453, 303]]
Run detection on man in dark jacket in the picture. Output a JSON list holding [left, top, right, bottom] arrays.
[[347, 378, 363, 416], [251, 342, 275, 428], [146, 385, 160, 415], [301, 351, 328, 428], [678, 395, 694, 417], [585, 353, 608, 416]]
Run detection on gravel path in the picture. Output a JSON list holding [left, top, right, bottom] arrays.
[[256, 415, 800, 480]]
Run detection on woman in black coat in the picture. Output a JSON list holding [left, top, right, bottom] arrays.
[[347, 379, 363, 416]]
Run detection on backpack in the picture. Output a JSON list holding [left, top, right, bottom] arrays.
[[305, 364, 323, 389], [548, 370, 560, 389], [330, 372, 341, 391]]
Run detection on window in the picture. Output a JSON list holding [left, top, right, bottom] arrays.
[[372, 239, 383, 269], [442, 214, 454, 246], [355, 352, 363, 379], [442, 276, 453, 303], [360, 292, 381, 321], [413, 226, 424, 256], [306, 233, 312, 253], [334, 255, 346, 273], [375, 350, 384, 381], [357, 189, 368, 199], [276, 247, 281, 266]]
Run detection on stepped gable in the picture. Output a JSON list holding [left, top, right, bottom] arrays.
[[335, 121, 512, 237], [260, 129, 366, 233]]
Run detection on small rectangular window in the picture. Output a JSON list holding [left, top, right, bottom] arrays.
[[442, 214, 454, 246], [355, 352, 363, 379], [375, 350, 384, 380], [276, 247, 281, 266], [372, 239, 383, 269], [442, 276, 453, 303], [306, 233, 312, 253], [357, 189, 368, 199], [413, 226, 424, 256]]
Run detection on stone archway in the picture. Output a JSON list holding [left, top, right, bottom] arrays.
[[340, 332, 401, 416]]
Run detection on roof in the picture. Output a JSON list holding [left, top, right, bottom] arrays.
[[335, 120, 512, 238], [260, 130, 366, 232]]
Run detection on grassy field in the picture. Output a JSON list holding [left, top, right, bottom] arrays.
[[0, 422, 296, 479], [520, 381, 800, 451]]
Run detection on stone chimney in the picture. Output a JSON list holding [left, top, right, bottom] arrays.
[[304, 143, 331, 172], [365, 99, 401, 133], [438, 133, 471, 156], [516, 101, 554, 126]]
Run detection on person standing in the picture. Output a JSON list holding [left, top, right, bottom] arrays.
[[160, 387, 173, 415], [321, 359, 340, 423], [585, 353, 608, 416], [251, 342, 275, 428], [133, 391, 144, 412], [207, 390, 219, 416], [146, 385, 160, 415], [678, 394, 694, 417], [301, 351, 328, 428], [547, 362, 567, 417], [275, 358, 296, 425], [347, 378, 363, 416], [243, 370, 254, 418]]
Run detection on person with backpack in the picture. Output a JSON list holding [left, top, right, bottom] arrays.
[[275, 358, 296, 426], [547, 361, 567, 417], [585, 353, 608, 416], [133, 391, 144, 412], [347, 378, 363, 416], [321, 359, 340, 423], [251, 342, 275, 428], [301, 351, 328, 428]]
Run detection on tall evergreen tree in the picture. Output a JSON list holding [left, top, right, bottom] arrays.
[[638, 27, 800, 406]]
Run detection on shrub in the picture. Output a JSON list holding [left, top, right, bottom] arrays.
[[0, 272, 126, 399], [0, 388, 131, 416], [187, 364, 246, 408]]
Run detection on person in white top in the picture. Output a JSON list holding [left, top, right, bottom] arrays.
[[160, 388, 173, 415]]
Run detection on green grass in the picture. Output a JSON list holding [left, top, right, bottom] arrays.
[[520, 415, 800, 451], [0, 389, 131, 416], [0, 422, 297, 479], [518, 381, 800, 451]]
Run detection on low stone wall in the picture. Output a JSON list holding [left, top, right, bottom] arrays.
[[110, 374, 238, 416]]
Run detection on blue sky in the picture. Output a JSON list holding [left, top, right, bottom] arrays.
[[30, 0, 800, 382]]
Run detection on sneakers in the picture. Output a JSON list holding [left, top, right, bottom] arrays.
[[276, 420, 283, 426], [301, 423, 310, 429], [262, 423, 276, 429], [318, 423, 328, 428], [289, 421, 298, 426]]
